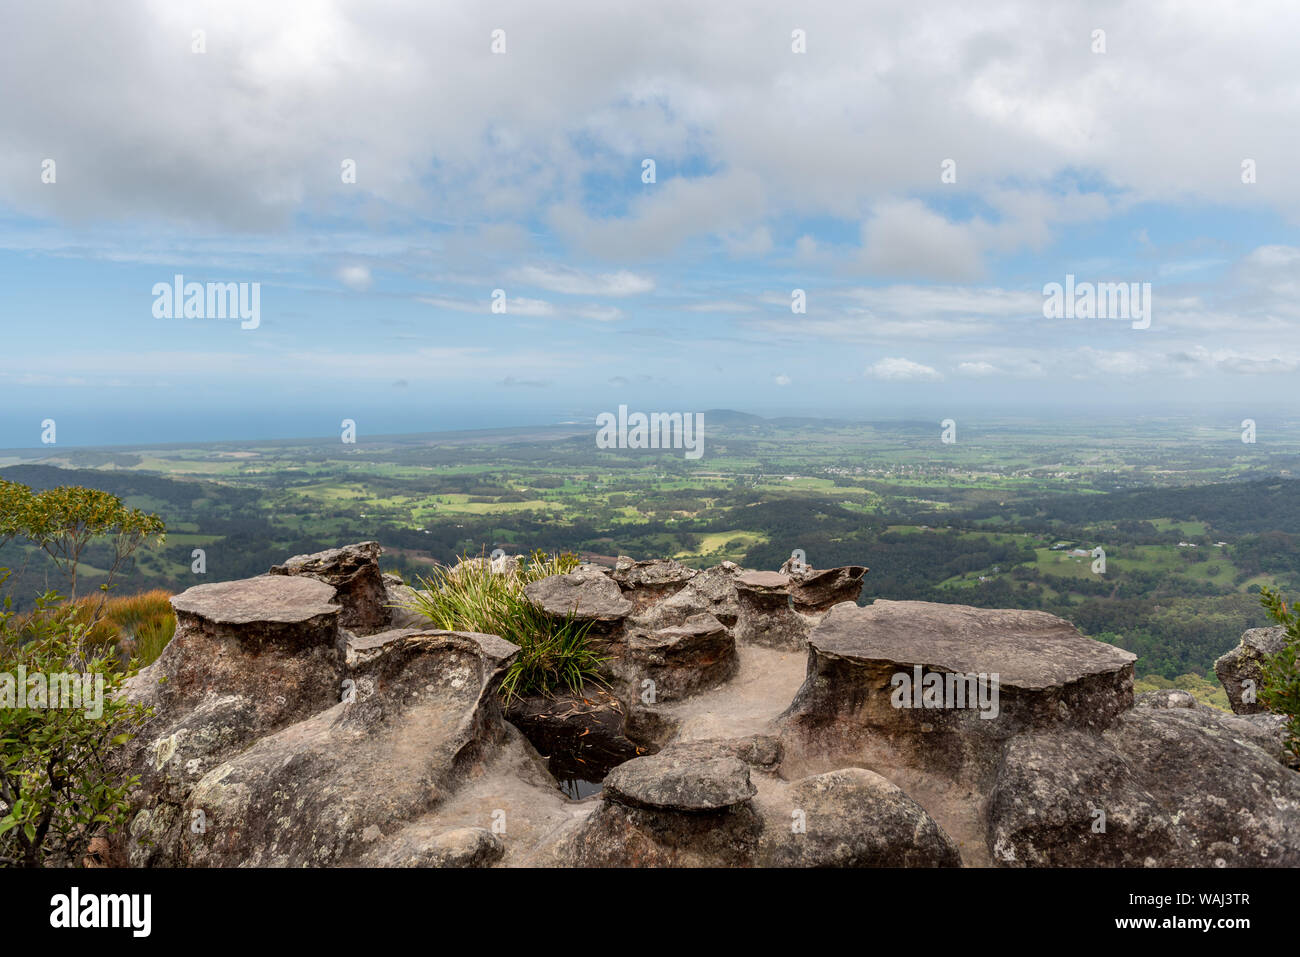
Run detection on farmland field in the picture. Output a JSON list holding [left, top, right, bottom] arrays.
[[4, 411, 1300, 705]]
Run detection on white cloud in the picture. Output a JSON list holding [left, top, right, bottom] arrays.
[[1075, 349, 1152, 378], [505, 297, 556, 317], [683, 300, 757, 313], [723, 226, 774, 258], [418, 295, 555, 316], [4, 1, 1300, 243], [548, 169, 767, 258], [575, 304, 624, 321], [774, 373, 791, 386], [865, 357, 942, 381], [859, 201, 986, 281], [337, 264, 372, 291], [512, 265, 654, 296]]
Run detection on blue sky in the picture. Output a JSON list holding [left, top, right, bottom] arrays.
[[2, 0, 1298, 447]]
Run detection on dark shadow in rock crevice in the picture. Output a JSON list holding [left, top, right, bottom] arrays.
[[504, 685, 652, 799]]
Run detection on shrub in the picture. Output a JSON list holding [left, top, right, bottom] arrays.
[[1257, 588, 1300, 763], [9, 590, 176, 670], [404, 550, 606, 701], [0, 580, 151, 867]]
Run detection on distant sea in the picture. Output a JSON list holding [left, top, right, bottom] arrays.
[[0, 405, 576, 450], [2, 398, 1291, 451]]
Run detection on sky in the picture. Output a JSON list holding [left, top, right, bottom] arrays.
[[1, 0, 1298, 447]]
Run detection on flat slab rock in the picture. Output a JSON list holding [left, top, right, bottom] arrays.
[[171, 576, 340, 625], [811, 600, 1135, 690], [602, 748, 756, 812], [735, 570, 792, 594], [524, 569, 633, 620]]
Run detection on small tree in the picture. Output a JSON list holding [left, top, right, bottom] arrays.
[[0, 479, 31, 550], [0, 580, 150, 867], [1257, 587, 1300, 763], [17, 485, 165, 602]]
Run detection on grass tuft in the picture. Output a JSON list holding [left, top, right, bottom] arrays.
[[73, 590, 176, 667], [405, 549, 606, 701]]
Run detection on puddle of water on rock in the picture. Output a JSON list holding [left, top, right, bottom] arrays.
[[556, 776, 604, 800], [547, 752, 618, 800]]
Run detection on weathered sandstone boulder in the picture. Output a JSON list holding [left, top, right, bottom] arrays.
[[602, 748, 757, 811], [732, 566, 867, 651], [359, 825, 505, 868], [789, 565, 868, 612], [632, 561, 742, 629], [1134, 688, 1199, 709], [733, 571, 805, 650], [762, 767, 962, 867], [989, 705, 1300, 867], [987, 730, 1179, 867], [1135, 689, 1292, 766], [1101, 706, 1300, 865], [269, 541, 389, 634], [612, 556, 698, 611], [1215, 625, 1288, 715], [557, 746, 763, 867], [121, 576, 344, 864], [174, 630, 519, 867], [780, 600, 1137, 782], [524, 567, 633, 633], [621, 613, 738, 702]]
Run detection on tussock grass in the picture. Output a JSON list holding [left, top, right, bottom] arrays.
[[405, 550, 606, 701], [73, 589, 176, 667]]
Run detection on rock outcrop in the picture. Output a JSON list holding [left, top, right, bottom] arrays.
[[118, 546, 567, 867], [731, 565, 868, 652], [176, 629, 518, 866], [113, 544, 1299, 869], [762, 768, 962, 867], [631, 561, 742, 629], [781, 600, 1137, 783], [122, 575, 344, 864], [611, 556, 698, 612], [555, 745, 764, 867], [1215, 625, 1288, 714], [621, 613, 737, 701], [269, 541, 390, 634], [523, 566, 633, 634]]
